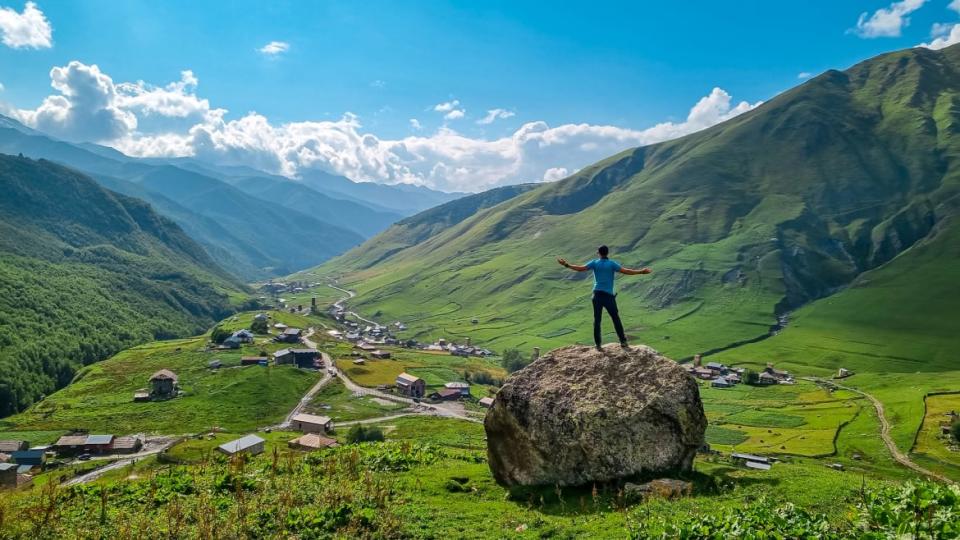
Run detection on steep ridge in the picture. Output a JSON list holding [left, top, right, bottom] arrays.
[[0, 122, 367, 279], [316, 44, 960, 358], [0, 155, 241, 416]]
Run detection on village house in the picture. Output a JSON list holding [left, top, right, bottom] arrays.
[[241, 356, 266, 366], [273, 348, 294, 364], [355, 342, 377, 352], [54, 434, 88, 455], [291, 348, 320, 369], [0, 441, 28, 454], [111, 436, 143, 454], [705, 362, 728, 375], [274, 323, 288, 331], [353, 358, 366, 365], [277, 327, 303, 343], [478, 397, 495, 408], [430, 388, 461, 401], [712, 377, 734, 389], [208, 360, 222, 369], [0, 463, 17, 489], [149, 369, 179, 398], [290, 413, 333, 434], [396, 372, 426, 398], [370, 350, 391, 359], [731, 453, 773, 470], [757, 372, 779, 385], [288, 433, 339, 451], [83, 435, 115, 454], [221, 336, 242, 349], [217, 434, 265, 456], [444, 382, 471, 397], [232, 329, 255, 343], [254, 313, 269, 322], [763, 364, 794, 383], [10, 449, 46, 467]]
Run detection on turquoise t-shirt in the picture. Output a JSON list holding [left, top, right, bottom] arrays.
[[586, 258, 621, 294]]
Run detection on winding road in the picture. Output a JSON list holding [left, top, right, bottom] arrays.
[[66, 285, 481, 485], [808, 377, 953, 484]]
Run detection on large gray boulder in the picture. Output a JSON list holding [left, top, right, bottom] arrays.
[[484, 344, 706, 487]]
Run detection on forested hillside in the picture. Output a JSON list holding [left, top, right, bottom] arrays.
[[0, 155, 242, 415]]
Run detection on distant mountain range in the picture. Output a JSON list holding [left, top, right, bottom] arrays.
[[314, 44, 960, 365], [0, 115, 462, 280], [0, 154, 243, 415]]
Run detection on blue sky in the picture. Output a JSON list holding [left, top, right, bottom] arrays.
[[1, 0, 959, 191]]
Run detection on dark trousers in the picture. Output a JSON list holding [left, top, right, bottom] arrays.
[[592, 291, 626, 347]]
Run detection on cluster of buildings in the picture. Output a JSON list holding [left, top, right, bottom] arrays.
[[685, 355, 794, 388], [685, 356, 746, 388], [0, 434, 145, 489], [423, 337, 493, 358], [391, 373, 495, 407], [217, 413, 338, 458]]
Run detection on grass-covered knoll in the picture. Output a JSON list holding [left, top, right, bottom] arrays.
[[0, 154, 245, 417], [0, 313, 323, 437], [911, 393, 960, 480], [333, 347, 505, 396], [306, 379, 406, 422], [2, 414, 955, 539], [700, 380, 863, 457]]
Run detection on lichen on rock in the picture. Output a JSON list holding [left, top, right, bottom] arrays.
[[484, 344, 707, 487]]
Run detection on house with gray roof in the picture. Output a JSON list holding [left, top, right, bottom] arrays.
[[217, 434, 265, 456]]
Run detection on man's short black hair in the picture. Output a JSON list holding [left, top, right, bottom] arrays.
[[598, 245, 609, 257]]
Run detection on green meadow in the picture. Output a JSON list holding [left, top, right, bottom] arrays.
[[0, 311, 326, 440]]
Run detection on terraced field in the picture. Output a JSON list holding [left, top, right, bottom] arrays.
[[700, 380, 863, 457]]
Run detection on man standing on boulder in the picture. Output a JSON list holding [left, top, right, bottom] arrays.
[[557, 246, 651, 351]]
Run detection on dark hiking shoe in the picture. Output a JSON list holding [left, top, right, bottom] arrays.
[[595, 345, 603, 352], [620, 341, 630, 349]]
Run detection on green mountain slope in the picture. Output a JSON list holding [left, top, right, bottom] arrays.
[[316, 44, 960, 362], [0, 154, 242, 416], [0, 123, 367, 279], [222, 174, 402, 238], [320, 183, 541, 269], [298, 169, 465, 215]]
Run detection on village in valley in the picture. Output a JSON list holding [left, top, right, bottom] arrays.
[[0, 280, 952, 492]]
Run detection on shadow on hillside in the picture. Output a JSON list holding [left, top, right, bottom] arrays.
[[499, 467, 777, 517]]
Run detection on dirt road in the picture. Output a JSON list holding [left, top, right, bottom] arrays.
[[809, 377, 953, 483]]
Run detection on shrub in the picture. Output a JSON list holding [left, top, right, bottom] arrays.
[[951, 420, 960, 442], [346, 425, 385, 444], [501, 348, 530, 373], [251, 318, 269, 334]]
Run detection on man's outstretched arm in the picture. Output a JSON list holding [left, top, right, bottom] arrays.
[[620, 266, 652, 275], [557, 257, 589, 272]]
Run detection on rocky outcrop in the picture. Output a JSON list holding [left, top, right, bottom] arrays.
[[484, 344, 706, 487]]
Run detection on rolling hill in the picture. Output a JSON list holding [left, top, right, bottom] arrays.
[[315, 43, 960, 365], [0, 154, 243, 416]]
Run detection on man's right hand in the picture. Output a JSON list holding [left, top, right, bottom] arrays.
[[557, 257, 568, 267]]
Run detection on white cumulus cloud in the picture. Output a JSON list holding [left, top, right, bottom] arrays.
[[0, 1, 52, 49], [478, 108, 515, 125], [258, 41, 289, 56], [409, 118, 422, 130], [797, 72, 813, 79], [434, 99, 465, 120], [11, 62, 762, 192], [919, 1, 960, 49], [853, 0, 928, 38]]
